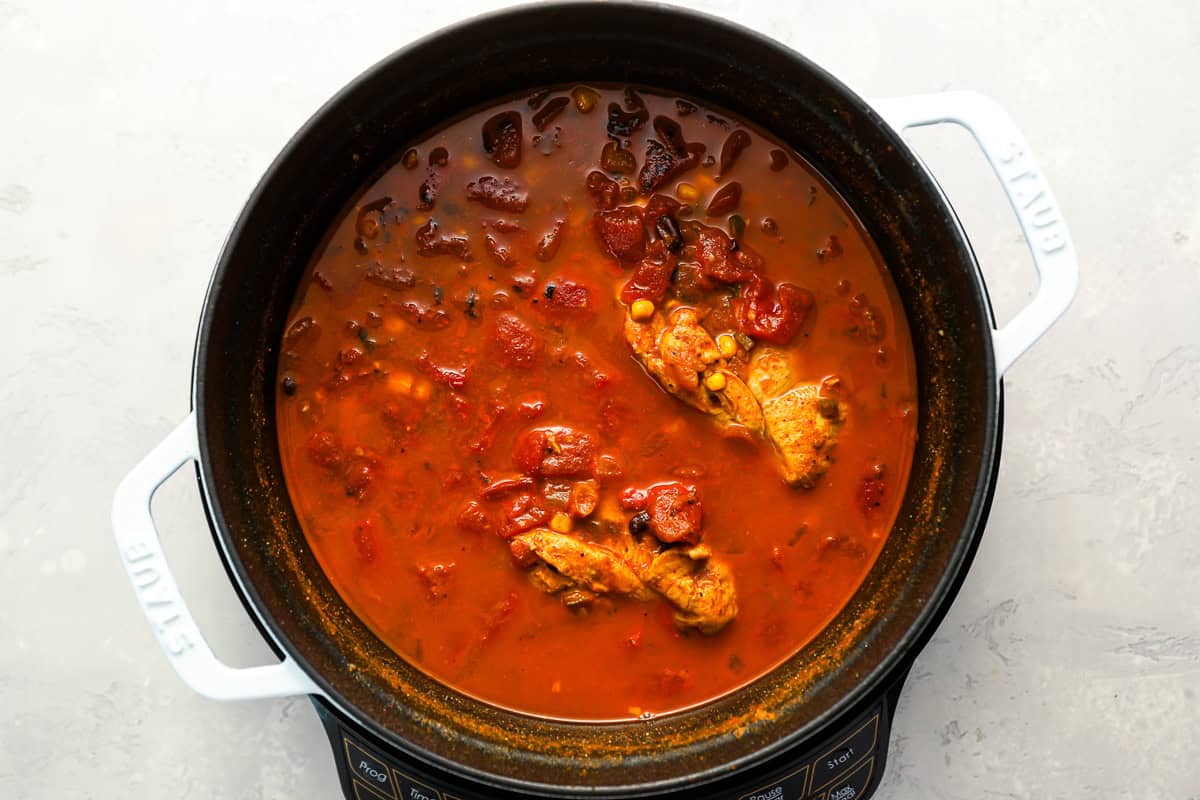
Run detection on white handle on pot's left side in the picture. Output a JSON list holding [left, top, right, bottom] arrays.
[[869, 91, 1079, 377], [112, 413, 322, 701]]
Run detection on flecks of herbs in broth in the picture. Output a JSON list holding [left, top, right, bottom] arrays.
[[276, 86, 917, 721]]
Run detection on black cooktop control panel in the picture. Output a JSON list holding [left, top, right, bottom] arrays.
[[316, 693, 891, 800]]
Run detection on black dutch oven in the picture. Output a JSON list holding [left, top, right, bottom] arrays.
[[113, 4, 1077, 799]]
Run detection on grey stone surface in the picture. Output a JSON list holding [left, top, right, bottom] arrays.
[[1, 1, 1197, 797]]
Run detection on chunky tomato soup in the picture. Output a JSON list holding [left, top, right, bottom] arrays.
[[275, 86, 917, 721]]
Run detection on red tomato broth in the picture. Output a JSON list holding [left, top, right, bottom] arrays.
[[275, 86, 918, 721]]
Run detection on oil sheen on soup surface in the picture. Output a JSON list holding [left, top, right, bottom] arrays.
[[276, 86, 917, 721]]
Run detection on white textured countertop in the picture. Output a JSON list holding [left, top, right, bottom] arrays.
[[2, 1, 1198, 797]]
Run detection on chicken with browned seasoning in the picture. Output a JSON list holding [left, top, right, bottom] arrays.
[[625, 306, 763, 432], [511, 528, 650, 601], [746, 348, 846, 487], [625, 306, 844, 486], [641, 546, 738, 635]]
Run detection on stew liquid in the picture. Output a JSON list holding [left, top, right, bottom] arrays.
[[276, 86, 917, 720]]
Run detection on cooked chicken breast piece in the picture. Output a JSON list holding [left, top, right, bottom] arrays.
[[642, 546, 738, 634], [625, 307, 763, 432], [513, 529, 649, 598], [748, 348, 846, 487]]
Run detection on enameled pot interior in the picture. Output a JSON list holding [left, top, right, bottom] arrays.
[[192, 3, 999, 795]]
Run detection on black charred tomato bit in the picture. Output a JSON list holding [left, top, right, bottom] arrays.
[[544, 283, 556, 299], [674, 99, 697, 116], [655, 215, 682, 253], [728, 214, 746, 240], [769, 149, 789, 171], [280, 375, 297, 396], [466, 287, 479, 318], [532, 96, 570, 131], [706, 182, 742, 217], [606, 89, 649, 137], [481, 110, 523, 168], [652, 115, 689, 157], [428, 147, 449, 167], [639, 138, 705, 194], [719, 130, 752, 175]]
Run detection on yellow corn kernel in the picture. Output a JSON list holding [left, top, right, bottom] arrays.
[[675, 182, 700, 203], [717, 333, 738, 358], [412, 381, 432, 401], [462, 153, 480, 169], [630, 298, 655, 321], [704, 372, 727, 392], [549, 512, 572, 533]]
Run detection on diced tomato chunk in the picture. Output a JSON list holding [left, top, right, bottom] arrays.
[[620, 487, 649, 511], [501, 493, 550, 538], [642, 193, 681, 229], [737, 275, 813, 345], [306, 431, 343, 470], [479, 476, 535, 500], [694, 225, 758, 284], [513, 426, 598, 478], [645, 482, 703, 544], [509, 537, 539, 568], [620, 255, 674, 303], [457, 500, 494, 534], [542, 279, 593, 313], [493, 313, 542, 368], [594, 206, 646, 263], [416, 352, 468, 389]]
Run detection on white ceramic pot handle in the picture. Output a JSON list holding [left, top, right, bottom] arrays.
[[111, 413, 322, 701], [869, 91, 1079, 377]]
